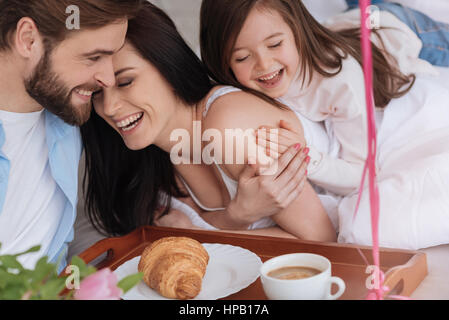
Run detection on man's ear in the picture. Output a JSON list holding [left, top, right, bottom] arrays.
[[13, 17, 44, 59]]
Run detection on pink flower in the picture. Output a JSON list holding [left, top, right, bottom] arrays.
[[74, 268, 122, 300]]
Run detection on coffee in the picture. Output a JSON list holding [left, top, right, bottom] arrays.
[[267, 266, 321, 280]]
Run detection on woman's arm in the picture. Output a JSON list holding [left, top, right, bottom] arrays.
[[154, 201, 297, 239], [202, 91, 337, 242], [163, 144, 310, 231], [199, 143, 309, 230]]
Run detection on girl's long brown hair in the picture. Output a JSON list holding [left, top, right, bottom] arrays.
[[200, 0, 415, 109]]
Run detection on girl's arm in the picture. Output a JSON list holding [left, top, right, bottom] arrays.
[[280, 57, 369, 196], [257, 120, 365, 196]]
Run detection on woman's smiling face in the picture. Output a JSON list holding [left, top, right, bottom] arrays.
[[93, 42, 178, 150]]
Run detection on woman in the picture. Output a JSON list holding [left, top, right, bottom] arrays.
[[80, 1, 337, 241]]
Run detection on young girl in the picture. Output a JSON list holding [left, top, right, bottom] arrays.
[[199, 0, 440, 196]]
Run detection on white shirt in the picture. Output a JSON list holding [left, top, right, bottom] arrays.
[[0, 110, 65, 269], [283, 11, 438, 196]]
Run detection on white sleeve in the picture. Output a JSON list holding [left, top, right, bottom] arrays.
[[307, 146, 365, 196], [306, 69, 369, 196], [338, 76, 449, 250]]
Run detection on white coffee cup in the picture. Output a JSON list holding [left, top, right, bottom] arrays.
[[260, 253, 346, 300]]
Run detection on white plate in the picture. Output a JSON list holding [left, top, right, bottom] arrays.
[[114, 243, 262, 300]]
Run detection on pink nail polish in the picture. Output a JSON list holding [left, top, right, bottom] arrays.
[[294, 143, 301, 150]]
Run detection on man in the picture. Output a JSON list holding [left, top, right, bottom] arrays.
[[0, 0, 141, 271]]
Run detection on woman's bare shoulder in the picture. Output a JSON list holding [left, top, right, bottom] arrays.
[[202, 88, 289, 132]]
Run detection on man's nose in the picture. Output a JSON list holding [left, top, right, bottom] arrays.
[[94, 58, 116, 88]]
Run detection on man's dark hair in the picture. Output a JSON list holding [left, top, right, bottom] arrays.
[[0, 0, 142, 50]]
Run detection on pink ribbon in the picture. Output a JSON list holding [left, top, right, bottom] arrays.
[[357, 0, 383, 300], [352, 1, 411, 300]]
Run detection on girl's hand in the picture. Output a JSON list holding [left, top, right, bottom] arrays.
[[226, 143, 310, 227], [256, 120, 306, 159]]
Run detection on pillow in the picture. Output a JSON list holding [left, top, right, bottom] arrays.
[[302, 0, 348, 22], [303, 0, 449, 24], [388, 0, 449, 24]]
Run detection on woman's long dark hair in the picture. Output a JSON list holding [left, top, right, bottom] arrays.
[[200, 0, 415, 109], [80, 2, 213, 236]]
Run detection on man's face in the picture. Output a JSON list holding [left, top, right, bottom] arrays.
[[25, 20, 128, 126]]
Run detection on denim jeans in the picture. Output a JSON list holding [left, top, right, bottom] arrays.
[[345, 1, 449, 66], [346, 0, 384, 10]]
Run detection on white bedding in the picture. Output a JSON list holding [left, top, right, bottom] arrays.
[[303, 0, 449, 24], [338, 68, 449, 250]]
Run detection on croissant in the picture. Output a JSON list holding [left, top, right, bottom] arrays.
[[138, 237, 209, 299]]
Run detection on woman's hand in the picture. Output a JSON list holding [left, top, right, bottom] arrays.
[[158, 143, 310, 232], [225, 143, 310, 228], [256, 120, 306, 159]]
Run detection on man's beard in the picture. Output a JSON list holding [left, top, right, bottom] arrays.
[[24, 49, 92, 126]]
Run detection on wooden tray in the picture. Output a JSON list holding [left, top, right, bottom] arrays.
[[78, 226, 428, 300]]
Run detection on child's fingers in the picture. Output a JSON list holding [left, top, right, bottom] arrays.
[[266, 146, 281, 159], [258, 126, 298, 140], [256, 130, 300, 150], [259, 143, 301, 177], [255, 132, 292, 156], [260, 120, 302, 138], [257, 126, 303, 147]]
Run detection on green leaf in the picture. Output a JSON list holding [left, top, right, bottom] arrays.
[[69, 256, 89, 277], [0, 255, 24, 271], [0, 268, 25, 288], [86, 265, 97, 277], [68, 256, 98, 280], [0, 285, 27, 300], [117, 272, 143, 294], [13, 245, 41, 258], [39, 278, 66, 300], [30, 257, 56, 286]]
